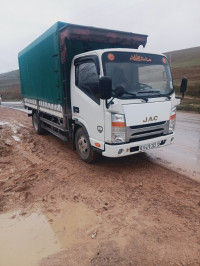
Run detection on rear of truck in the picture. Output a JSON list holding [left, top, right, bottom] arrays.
[[18, 22, 66, 114]]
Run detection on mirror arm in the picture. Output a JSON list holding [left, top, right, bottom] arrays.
[[106, 97, 115, 109]]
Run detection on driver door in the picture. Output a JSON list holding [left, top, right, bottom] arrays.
[[71, 55, 105, 149]]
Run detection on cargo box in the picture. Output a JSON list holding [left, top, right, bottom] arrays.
[[18, 22, 148, 107]]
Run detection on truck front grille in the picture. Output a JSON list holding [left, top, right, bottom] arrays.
[[130, 121, 166, 129], [127, 121, 169, 142]]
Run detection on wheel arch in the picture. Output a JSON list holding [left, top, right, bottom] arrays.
[[73, 121, 90, 150]]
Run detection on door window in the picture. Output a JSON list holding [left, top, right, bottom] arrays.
[[76, 61, 100, 104]]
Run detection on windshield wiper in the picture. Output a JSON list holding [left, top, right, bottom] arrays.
[[137, 90, 160, 94], [113, 86, 148, 103], [123, 91, 148, 102], [123, 91, 136, 97]]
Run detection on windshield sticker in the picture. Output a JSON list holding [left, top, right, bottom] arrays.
[[107, 53, 115, 61], [162, 57, 167, 64], [130, 54, 152, 62]]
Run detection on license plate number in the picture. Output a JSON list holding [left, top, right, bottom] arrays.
[[139, 141, 160, 151]]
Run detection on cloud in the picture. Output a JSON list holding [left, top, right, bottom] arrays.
[[0, 0, 200, 73]]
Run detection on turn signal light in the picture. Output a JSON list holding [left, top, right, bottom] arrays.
[[170, 114, 176, 120], [112, 122, 126, 127], [95, 143, 101, 148], [111, 114, 126, 143]]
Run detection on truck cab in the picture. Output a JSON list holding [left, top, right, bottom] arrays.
[[71, 48, 179, 162]]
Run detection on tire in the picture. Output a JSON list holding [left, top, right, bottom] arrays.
[[75, 128, 98, 163], [32, 112, 45, 135]]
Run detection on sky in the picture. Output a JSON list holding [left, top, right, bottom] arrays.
[[0, 0, 200, 73]]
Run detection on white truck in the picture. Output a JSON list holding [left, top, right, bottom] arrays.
[[18, 22, 187, 162]]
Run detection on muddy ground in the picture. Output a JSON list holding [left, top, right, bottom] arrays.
[[0, 108, 200, 266]]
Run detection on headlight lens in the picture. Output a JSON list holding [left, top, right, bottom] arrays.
[[111, 114, 126, 143], [169, 108, 176, 133]]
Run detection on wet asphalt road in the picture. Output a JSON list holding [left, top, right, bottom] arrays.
[[148, 111, 200, 181], [0, 101, 25, 111], [1, 102, 200, 181]]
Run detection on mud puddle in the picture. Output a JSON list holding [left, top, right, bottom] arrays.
[[0, 202, 101, 266], [0, 211, 61, 266], [46, 202, 101, 248]]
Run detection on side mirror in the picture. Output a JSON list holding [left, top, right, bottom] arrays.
[[180, 77, 187, 99], [99, 76, 112, 100]]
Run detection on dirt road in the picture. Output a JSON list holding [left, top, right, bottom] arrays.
[[0, 108, 200, 266]]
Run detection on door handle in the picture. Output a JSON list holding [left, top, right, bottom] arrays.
[[73, 106, 79, 113]]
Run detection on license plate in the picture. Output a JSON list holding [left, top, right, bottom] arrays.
[[139, 141, 160, 151]]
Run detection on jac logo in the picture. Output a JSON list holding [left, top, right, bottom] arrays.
[[143, 116, 158, 123]]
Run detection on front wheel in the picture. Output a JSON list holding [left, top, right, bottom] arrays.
[[75, 128, 98, 163]]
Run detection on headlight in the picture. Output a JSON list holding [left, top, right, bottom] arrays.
[[169, 108, 176, 133], [111, 114, 126, 143]]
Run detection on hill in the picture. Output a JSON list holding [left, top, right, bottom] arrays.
[[0, 70, 20, 88], [0, 46, 200, 103], [0, 70, 21, 101], [164, 46, 200, 97]]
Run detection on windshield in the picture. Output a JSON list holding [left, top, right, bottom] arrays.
[[102, 51, 173, 99]]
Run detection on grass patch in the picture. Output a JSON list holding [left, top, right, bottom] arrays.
[[0, 86, 22, 101], [176, 97, 200, 113], [174, 83, 200, 98], [165, 47, 200, 68]]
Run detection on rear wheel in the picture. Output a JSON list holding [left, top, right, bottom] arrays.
[[32, 112, 45, 135], [75, 128, 98, 163]]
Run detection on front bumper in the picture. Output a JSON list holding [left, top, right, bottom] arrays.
[[102, 133, 175, 158]]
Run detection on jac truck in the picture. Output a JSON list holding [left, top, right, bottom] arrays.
[[18, 21, 186, 162]]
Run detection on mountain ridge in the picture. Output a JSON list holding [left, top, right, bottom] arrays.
[[0, 46, 200, 100]]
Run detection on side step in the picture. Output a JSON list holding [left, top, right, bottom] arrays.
[[40, 117, 68, 132], [41, 124, 68, 141]]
